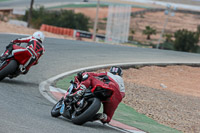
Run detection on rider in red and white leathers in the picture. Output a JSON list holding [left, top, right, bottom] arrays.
[[0, 31, 45, 74], [73, 66, 125, 123]]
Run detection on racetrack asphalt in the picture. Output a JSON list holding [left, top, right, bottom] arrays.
[[1, 33, 200, 133]]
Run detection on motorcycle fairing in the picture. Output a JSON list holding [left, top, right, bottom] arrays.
[[91, 85, 114, 94], [91, 85, 114, 101], [12, 45, 32, 65]]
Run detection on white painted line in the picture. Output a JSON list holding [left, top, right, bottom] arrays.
[[49, 86, 67, 93], [39, 81, 57, 104], [45, 61, 200, 83], [105, 123, 137, 133]]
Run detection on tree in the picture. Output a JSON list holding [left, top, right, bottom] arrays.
[[173, 29, 199, 53], [128, 29, 135, 41], [197, 25, 200, 40], [197, 25, 200, 34], [24, 7, 90, 31], [142, 26, 156, 40], [27, 0, 34, 27], [164, 33, 173, 43], [131, 29, 135, 35]]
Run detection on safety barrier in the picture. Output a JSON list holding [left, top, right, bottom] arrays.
[[40, 24, 74, 37], [40, 24, 106, 41]]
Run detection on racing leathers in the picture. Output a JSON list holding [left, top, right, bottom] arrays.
[[1, 36, 45, 73], [74, 71, 125, 123]]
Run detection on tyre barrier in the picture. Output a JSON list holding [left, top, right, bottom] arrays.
[[40, 24, 74, 37]]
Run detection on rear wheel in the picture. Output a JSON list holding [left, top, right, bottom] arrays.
[[0, 60, 18, 81], [71, 98, 101, 125]]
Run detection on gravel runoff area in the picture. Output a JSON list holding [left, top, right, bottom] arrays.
[[1, 21, 200, 133], [97, 66, 200, 133]]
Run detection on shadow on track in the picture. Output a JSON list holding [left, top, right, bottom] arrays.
[[53, 116, 114, 131], [1, 79, 38, 87]]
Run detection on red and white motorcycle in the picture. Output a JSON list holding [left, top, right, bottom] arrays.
[[51, 78, 114, 125], [0, 43, 34, 81]]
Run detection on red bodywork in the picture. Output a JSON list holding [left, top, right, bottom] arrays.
[[64, 77, 114, 102], [12, 45, 32, 65]]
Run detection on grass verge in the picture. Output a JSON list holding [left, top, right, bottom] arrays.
[[54, 74, 181, 133], [47, 4, 108, 9], [47, 3, 150, 10], [114, 103, 181, 133]]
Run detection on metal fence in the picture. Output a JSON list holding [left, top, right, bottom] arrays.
[[105, 4, 131, 44]]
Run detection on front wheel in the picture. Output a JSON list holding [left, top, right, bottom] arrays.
[[0, 60, 18, 81], [51, 98, 63, 117], [71, 98, 101, 125]]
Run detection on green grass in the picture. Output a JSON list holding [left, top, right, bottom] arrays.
[[47, 3, 151, 10], [124, 42, 152, 48], [55, 73, 77, 91], [114, 103, 181, 133], [47, 4, 108, 9], [55, 74, 181, 133]]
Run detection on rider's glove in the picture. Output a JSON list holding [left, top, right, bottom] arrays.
[[76, 85, 86, 96], [76, 90, 84, 96], [67, 85, 86, 99], [10, 40, 14, 44], [80, 84, 86, 90], [11, 39, 19, 44], [74, 90, 84, 99]]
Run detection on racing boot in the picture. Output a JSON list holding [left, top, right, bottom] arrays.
[[0, 52, 9, 62], [0, 43, 14, 61], [90, 113, 108, 124]]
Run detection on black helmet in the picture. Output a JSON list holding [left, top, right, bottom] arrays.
[[109, 66, 123, 76], [77, 71, 85, 82]]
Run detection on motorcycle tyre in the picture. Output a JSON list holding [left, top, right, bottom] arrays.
[[51, 99, 62, 117], [0, 60, 18, 81], [71, 98, 101, 125]]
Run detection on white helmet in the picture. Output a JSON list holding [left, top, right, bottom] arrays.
[[33, 31, 45, 43]]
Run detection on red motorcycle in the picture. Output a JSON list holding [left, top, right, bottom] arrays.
[[51, 78, 114, 125], [0, 43, 34, 81]]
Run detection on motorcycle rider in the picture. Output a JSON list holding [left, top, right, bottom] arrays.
[[0, 31, 45, 74], [72, 66, 125, 124]]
